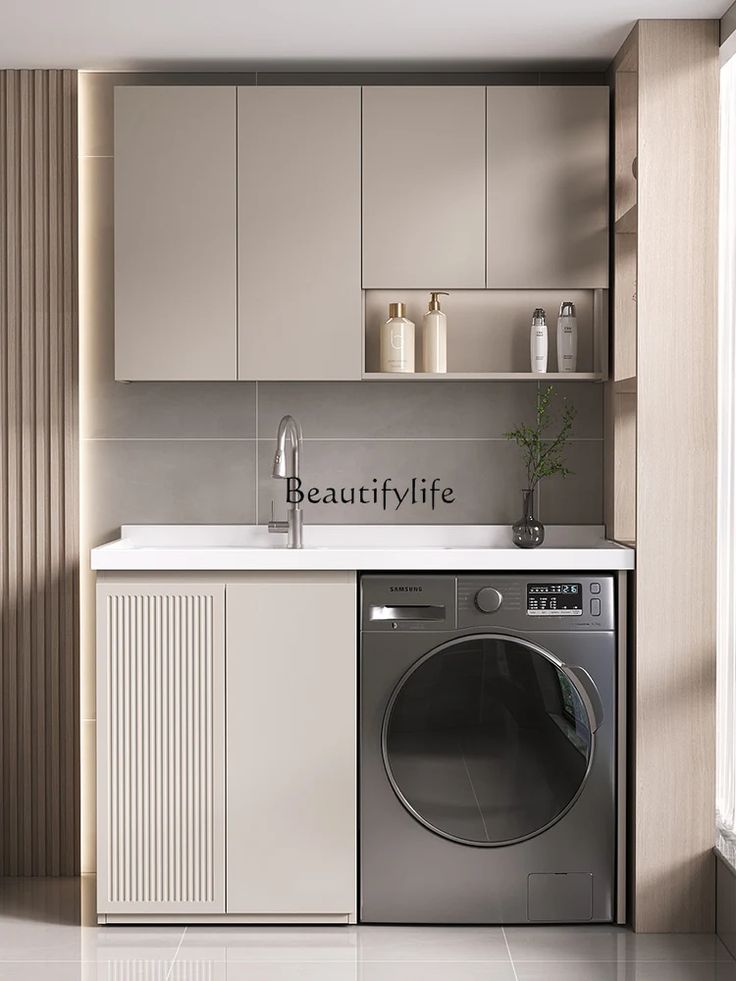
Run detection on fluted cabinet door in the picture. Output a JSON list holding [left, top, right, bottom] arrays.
[[96, 582, 225, 915]]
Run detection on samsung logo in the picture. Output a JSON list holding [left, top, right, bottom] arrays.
[[389, 586, 423, 593]]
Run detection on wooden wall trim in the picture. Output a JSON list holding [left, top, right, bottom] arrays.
[[634, 20, 719, 931], [0, 69, 79, 875]]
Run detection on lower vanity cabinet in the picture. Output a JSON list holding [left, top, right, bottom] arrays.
[[96, 573, 357, 922], [226, 573, 357, 922], [96, 582, 227, 917]]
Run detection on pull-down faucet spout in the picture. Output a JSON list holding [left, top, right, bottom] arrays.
[[268, 414, 303, 548]]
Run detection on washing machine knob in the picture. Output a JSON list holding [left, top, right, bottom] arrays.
[[475, 587, 503, 614]]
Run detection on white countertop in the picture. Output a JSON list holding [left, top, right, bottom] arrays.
[[91, 524, 635, 572]]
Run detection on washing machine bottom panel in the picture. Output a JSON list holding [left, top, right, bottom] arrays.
[[360, 825, 613, 924]]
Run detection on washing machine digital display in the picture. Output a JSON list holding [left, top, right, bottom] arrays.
[[527, 583, 583, 616]]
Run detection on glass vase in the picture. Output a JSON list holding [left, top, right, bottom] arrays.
[[512, 488, 545, 549]]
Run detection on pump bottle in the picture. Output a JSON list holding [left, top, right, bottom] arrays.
[[422, 291, 449, 373]]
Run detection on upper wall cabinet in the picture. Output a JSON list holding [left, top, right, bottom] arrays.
[[114, 87, 237, 380], [362, 87, 486, 289], [238, 87, 362, 380], [486, 86, 609, 288]]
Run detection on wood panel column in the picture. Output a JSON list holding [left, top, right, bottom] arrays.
[[0, 69, 79, 875], [608, 21, 719, 931]]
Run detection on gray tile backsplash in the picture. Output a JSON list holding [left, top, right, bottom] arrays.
[[536, 439, 604, 525], [85, 381, 603, 539], [81, 71, 604, 541], [85, 439, 257, 545], [258, 380, 602, 440], [259, 438, 526, 525]]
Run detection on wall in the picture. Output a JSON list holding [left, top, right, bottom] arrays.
[[0, 69, 79, 875], [79, 70, 605, 873]]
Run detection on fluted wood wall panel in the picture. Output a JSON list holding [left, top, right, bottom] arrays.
[[0, 70, 79, 875], [97, 586, 225, 913]]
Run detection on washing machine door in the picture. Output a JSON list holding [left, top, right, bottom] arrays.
[[382, 633, 602, 847]]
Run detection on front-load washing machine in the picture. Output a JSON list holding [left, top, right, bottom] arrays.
[[360, 573, 618, 924]]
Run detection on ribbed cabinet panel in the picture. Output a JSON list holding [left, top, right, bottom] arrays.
[[96, 584, 225, 913], [0, 69, 79, 876]]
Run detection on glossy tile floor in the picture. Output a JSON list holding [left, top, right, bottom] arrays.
[[0, 878, 734, 980]]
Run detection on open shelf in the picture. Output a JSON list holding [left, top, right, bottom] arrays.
[[364, 289, 608, 378], [362, 371, 606, 382]]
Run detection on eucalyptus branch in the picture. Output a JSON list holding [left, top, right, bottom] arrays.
[[504, 385, 576, 491]]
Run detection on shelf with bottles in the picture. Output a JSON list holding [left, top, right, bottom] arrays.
[[362, 288, 609, 381]]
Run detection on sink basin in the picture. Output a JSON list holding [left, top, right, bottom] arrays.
[[110, 523, 519, 551], [91, 524, 634, 572]]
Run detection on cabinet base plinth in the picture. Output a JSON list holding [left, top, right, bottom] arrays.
[[97, 912, 354, 925]]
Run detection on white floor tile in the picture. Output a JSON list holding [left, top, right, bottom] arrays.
[[0, 966, 111, 981], [358, 963, 517, 980], [514, 963, 736, 981], [177, 927, 359, 962], [356, 926, 510, 962], [504, 925, 733, 963], [225, 966, 356, 981]]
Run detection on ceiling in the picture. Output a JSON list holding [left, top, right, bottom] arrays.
[[0, 0, 726, 71]]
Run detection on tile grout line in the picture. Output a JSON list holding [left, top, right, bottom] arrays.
[[502, 926, 520, 980], [165, 926, 187, 980], [82, 436, 603, 443]]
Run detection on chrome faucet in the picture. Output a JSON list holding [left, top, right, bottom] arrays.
[[268, 414, 303, 548]]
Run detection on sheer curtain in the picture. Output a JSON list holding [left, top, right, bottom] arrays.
[[717, 52, 736, 846]]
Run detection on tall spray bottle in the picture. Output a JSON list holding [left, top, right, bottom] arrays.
[[530, 308, 548, 373], [556, 301, 578, 373]]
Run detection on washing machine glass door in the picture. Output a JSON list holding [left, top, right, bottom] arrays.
[[382, 634, 596, 847]]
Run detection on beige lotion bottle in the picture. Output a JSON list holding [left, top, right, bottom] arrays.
[[380, 302, 415, 373], [422, 291, 449, 373]]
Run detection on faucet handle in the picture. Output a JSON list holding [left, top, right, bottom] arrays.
[[268, 500, 288, 535]]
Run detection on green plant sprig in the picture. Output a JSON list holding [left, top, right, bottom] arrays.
[[504, 385, 577, 492]]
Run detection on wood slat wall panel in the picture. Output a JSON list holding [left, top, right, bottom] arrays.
[[0, 69, 79, 876]]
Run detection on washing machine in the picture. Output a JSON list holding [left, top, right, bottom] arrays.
[[360, 573, 618, 924]]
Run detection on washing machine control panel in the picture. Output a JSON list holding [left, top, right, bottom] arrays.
[[527, 583, 583, 616], [475, 586, 503, 613]]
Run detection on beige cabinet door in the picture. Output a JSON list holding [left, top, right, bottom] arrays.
[[238, 87, 361, 380], [96, 582, 226, 916], [226, 574, 357, 919], [114, 87, 237, 380], [487, 86, 609, 288], [362, 86, 486, 288]]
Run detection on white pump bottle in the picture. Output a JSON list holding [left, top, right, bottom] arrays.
[[422, 291, 449, 373]]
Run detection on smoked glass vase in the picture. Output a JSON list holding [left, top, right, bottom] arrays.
[[512, 488, 545, 549]]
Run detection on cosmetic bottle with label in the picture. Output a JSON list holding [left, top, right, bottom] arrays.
[[421, 291, 449, 373], [530, 308, 548, 374], [380, 302, 415, 373], [556, 301, 578, 372]]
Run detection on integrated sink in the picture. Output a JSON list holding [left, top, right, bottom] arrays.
[[91, 524, 635, 573], [106, 524, 523, 551]]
